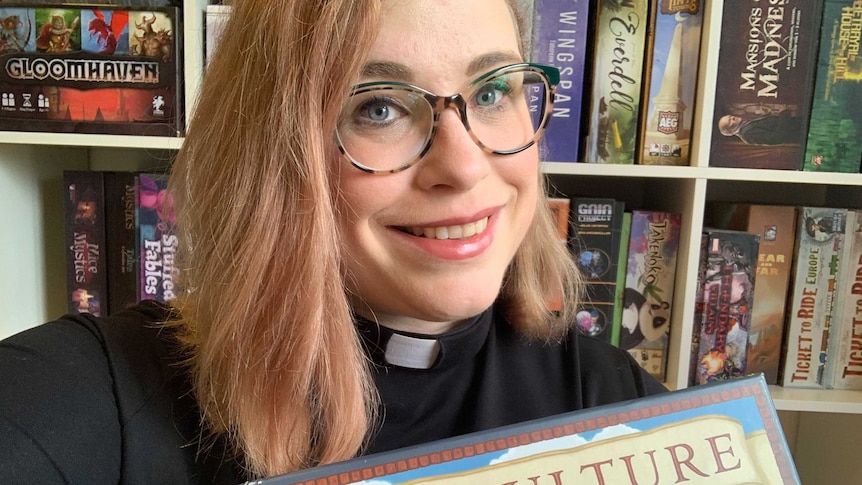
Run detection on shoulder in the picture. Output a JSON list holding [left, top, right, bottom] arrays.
[[0, 302, 224, 483], [1, 301, 179, 401], [493, 317, 668, 404], [567, 331, 669, 402], [0, 301, 176, 393]]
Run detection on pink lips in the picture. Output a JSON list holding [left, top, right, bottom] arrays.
[[393, 209, 499, 260]]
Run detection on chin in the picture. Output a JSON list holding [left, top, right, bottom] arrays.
[[411, 289, 500, 323]]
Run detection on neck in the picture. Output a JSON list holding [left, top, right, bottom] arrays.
[[352, 307, 468, 336]]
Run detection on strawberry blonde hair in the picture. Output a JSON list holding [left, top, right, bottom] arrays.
[[169, 0, 580, 478]]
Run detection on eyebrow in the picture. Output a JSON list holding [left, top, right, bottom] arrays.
[[465, 51, 523, 76], [359, 51, 524, 84], [361, 61, 414, 82]]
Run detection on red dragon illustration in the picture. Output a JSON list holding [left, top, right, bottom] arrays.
[[88, 9, 129, 55]]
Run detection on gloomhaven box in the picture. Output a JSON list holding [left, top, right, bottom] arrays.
[[0, 4, 182, 136]]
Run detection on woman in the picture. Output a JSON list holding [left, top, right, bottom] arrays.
[[0, 0, 665, 482]]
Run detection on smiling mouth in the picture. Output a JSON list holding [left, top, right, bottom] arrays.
[[397, 216, 490, 240]]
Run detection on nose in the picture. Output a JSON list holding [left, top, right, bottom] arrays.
[[412, 107, 491, 191]]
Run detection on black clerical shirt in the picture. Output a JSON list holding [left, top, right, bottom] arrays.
[[0, 302, 666, 484]]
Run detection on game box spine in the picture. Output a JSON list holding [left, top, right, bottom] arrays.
[[637, 0, 704, 166], [205, 3, 231, 66], [694, 229, 759, 385], [802, 0, 862, 173], [530, 0, 592, 162], [824, 209, 862, 389], [104, 170, 139, 314], [781, 207, 848, 388], [547, 197, 572, 312], [63, 170, 108, 317], [707, 0, 824, 170], [620, 210, 681, 380], [687, 232, 709, 387], [569, 197, 624, 342], [582, 0, 650, 164], [135, 171, 178, 303], [610, 210, 632, 347]]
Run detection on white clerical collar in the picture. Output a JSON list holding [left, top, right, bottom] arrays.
[[384, 333, 441, 369]]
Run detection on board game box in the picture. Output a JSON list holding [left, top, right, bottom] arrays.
[[582, 0, 649, 164], [803, 0, 862, 173], [569, 197, 625, 342], [63, 170, 107, 317], [704, 203, 798, 385], [688, 233, 709, 387], [135, 171, 177, 303], [824, 209, 862, 389], [254, 375, 800, 485], [693, 229, 759, 385], [638, 0, 704, 166], [781, 206, 849, 388], [610, 210, 631, 347], [0, 4, 183, 136], [546, 196, 571, 312], [104, 170, 138, 315], [530, 0, 592, 163], [620, 210, 682, 380], [707, 0, 824, 170], [205, 3, 230, 66]]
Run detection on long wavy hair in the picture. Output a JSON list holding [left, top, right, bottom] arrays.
[[169, 0, 581, 478]]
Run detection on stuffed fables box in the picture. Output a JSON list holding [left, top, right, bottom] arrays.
[[0, 3, 182, 136]]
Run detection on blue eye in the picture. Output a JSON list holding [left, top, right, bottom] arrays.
[[358, 97, 401, 123], [474, 79, 511, 107]]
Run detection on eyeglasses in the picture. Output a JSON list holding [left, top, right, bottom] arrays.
[[336, 63, 560, 174]]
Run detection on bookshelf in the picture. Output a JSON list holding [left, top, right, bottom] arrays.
[[0, 0, 208, 338], [548, 1, 862, 482], [0, 0, 859, 482]]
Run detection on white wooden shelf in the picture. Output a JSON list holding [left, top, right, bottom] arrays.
[[0, 131, 183, 150], [543, 162, 862, 186], [770, 386, 862, 414]]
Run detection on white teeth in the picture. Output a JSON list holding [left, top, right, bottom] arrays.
[[462, 222, 476, 237], [407, 216, 489, 240]]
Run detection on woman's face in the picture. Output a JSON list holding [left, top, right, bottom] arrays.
[[333, 0, 539, 334]]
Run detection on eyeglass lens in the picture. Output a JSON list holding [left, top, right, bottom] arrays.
[[337, 66, 549, 172]]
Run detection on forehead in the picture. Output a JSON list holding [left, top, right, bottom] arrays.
[[368, 0, 521, 84]]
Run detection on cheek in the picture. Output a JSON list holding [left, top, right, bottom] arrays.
[[506, 150, 541, 221]]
